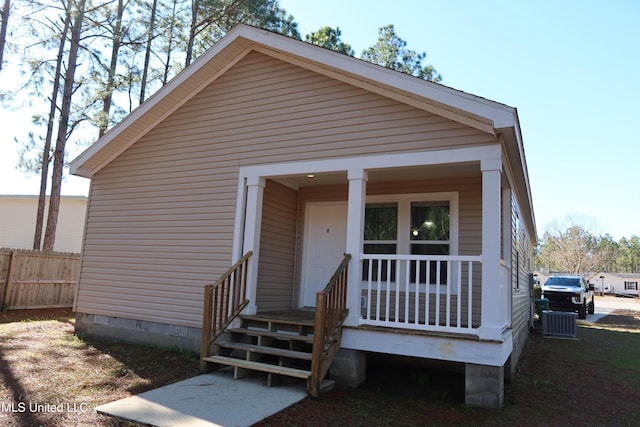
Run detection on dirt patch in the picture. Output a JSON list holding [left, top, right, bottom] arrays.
[[596, 309, 640, 329], [0, 308, 198, 426], [0, 307, 75, 324]]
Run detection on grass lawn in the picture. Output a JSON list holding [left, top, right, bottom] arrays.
[[1, 307, 639, 426]]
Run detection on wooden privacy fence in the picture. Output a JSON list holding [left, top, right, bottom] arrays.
[[0, 249, 80, 310]]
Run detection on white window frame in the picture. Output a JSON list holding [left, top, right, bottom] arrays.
[[364, 192, 459, 256], [362, 192, 459, 294]]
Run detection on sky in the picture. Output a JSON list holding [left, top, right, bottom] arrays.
[[1, 0, 638, 240]]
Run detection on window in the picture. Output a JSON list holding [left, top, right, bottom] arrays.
[[409, 201, 450, 284], [624, 281, 638, 291], [362, 193, 458, 285], [363, 202, 397, 281]]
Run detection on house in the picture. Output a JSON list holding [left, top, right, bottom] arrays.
[[590, 272, 640, 297], [69, 25, 536, 409], [0, 194, 87, 253]]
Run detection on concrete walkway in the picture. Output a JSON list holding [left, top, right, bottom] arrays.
[[96, 367, 307, 427]]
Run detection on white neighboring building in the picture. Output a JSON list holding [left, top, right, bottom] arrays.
[[0, 195, 87, 253], [591, 273, 640, 297]]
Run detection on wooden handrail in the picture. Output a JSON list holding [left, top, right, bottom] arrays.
[[200, 251, 252, 372], [308, 253, 351, 397]]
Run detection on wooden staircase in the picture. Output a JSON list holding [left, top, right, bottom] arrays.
[[202, 312, 316, 386], [200, 252, 351, 396]]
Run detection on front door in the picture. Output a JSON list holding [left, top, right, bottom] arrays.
[[301, 202, 348, 307]]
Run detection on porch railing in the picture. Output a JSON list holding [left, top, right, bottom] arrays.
[[308, 253, 351, 397], [200, 251, 252, 371], [360, 254, 482, 335]]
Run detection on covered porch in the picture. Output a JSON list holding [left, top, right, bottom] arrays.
[[235, 144, 512, 343], [200, 144, 515, 405]]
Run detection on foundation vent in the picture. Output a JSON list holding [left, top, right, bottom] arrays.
[[94, 315, 109, 325], [169, 324, 188, 337]]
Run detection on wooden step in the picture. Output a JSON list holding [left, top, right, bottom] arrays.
[[240, 313, 315, 328], [203, 355, 311, 379], [216, 340, 312, 360], [228, 327, 314, 343]]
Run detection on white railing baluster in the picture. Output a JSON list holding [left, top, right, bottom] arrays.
[[425, 259, 430, 326], [416, 261, 420, 325], [376, 259, 382, 321], [468, 261, 473, 329], [359, 254, 481, 335], [392, 260, 398, 323], [446, 260, 451, 328], [456, 261, 462, 328], [367, 260, 373, 320], [435, 261, 441, 326], [404, 259, 410, 323]]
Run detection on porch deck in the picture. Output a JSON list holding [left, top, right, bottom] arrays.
[[250, 309, 479, 340]]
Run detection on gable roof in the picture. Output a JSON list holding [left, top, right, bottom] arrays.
[[69, 24, 534, 237]]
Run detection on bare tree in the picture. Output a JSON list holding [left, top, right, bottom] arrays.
[[535, 215, 609, 274]]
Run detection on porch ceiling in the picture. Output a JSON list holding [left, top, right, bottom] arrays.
[[275, 161, 480, 188]]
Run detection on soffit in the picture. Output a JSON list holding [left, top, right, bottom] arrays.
[[276, 162, 480, 189]]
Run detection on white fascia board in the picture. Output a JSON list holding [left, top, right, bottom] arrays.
[[68, 166, 93, 179], [341, 327, 513, 366], [497, 109, 536, 239], [239, 144, 502, 179]]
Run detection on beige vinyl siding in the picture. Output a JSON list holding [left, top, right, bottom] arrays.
[[510, 190, 534, 364], [256, 180, 298, 311], [76, 50, 496, 327]]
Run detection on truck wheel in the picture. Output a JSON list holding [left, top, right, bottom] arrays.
[[588, 297, 595, 314], [578, 302, 587, 319]]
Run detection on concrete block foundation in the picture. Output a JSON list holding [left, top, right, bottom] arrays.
[[75, 312, 201, 353], [329, 348, 366, 388], [465, 363, 504, 409]]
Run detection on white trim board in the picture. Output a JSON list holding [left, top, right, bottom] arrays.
[[341, 327, 513, 366], [238, 145, 501, 181]]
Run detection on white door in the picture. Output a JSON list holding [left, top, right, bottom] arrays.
[[301, 202, 348, 307]]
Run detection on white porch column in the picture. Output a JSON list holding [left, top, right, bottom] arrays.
[[345, 169, 367, 327], [242, 176, 265, 315], [479, 159, 505, 341]]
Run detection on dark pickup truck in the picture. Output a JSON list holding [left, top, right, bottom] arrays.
[[541, 275, 595, 319]]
